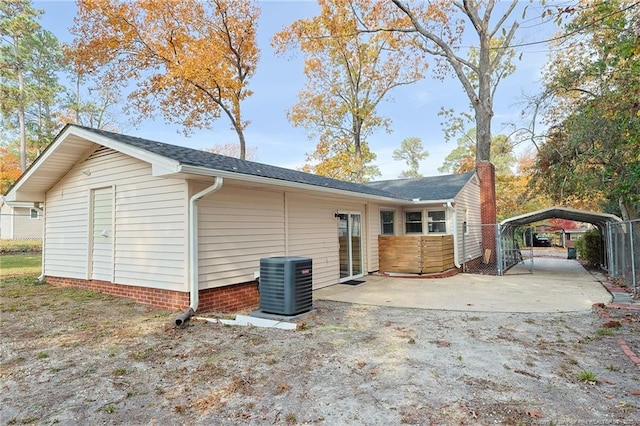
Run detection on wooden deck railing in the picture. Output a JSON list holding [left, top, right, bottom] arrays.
[[378, 235, 454, 274]]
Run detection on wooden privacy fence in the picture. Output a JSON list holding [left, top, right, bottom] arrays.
[[378, 235, 455, 274]]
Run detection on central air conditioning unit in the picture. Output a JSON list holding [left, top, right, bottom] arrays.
[[259, 256, 313, 316]]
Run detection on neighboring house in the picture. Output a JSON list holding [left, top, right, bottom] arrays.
[[4, 125, 482, 314], [534, 222, 593, 247], [0, 196, 43, 240], [563, 227, 592, 247]]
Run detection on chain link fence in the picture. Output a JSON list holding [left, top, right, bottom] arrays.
[[462, 224, 535, 276], [462, 223, 499, 275], [607, 219, 639, 297]]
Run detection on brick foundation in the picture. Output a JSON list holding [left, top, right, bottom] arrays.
[[45, 276, 259, 312]]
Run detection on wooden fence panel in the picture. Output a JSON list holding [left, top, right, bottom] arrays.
[[378, 236, 422, 273], [379, 235, 454, 274]]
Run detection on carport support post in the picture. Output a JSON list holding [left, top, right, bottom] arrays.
[[606, 223, 616, 278], [629, 222, 637, 297], [496, 224, 503, 276]]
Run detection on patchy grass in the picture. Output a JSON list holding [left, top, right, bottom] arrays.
[[596, 328, 615, 336], [577, 370, 598, 383], [0, 240, 42, 277], [2, 272, 639, 425], [0, 253, 42, 277]]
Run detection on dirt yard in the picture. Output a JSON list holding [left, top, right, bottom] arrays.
[[1, 276, 639, 425]]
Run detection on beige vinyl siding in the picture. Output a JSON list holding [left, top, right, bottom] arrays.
[[45, 175, 91, 278], [45, 147, 188, 290], [90, 187, 114, 281], [196, 184, 373, 290], [197, 184, 285, 288], [454, 175, 482, 262], [367, 203, 386, 272], [287, 194, 366, 289]]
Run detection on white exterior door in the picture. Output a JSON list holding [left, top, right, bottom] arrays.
[[90, 187, 113, 281]]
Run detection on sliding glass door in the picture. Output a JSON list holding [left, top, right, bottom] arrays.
[[337, 212, 363, 281]]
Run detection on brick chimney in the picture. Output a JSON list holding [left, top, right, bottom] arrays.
[[476, 162, 497, 261]]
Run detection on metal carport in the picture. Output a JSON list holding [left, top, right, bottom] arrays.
[[498, 206, 622, 274]]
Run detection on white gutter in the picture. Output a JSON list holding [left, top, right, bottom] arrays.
[[177, 164, 408, 205], [175, 177, 224, 326], [413, 198, 455, 206]]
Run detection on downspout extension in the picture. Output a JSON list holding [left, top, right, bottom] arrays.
[[175, 177, 224, 326]]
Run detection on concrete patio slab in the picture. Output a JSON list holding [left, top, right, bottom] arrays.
[[314, 257, 612, 313]]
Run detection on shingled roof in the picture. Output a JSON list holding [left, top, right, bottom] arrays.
[[74, 126, 408, 200], [364, 172, 475, 201], [8, 124, 474, 204]]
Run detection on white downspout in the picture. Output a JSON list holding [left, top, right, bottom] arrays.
[[175, 177, 224, 326], [37, 199, 46, 282], [448, 201, 461, 268]]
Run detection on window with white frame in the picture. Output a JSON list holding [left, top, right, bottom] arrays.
[[30, 208, 39, 219], [380, 210, 395, 235], [427, 210, 446, 233], [405, 211, 423, 233]]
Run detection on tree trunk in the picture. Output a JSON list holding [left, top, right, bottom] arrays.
[[234, 125, 246, 160], [475, 23, 493, 164], [18, 69, 27, 173], [620, 198, 639, 221], [353, 118, 363, 182], [14, 35, 27, 172]]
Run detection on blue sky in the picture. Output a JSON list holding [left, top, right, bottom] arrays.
[[35, 0, 557, 180]]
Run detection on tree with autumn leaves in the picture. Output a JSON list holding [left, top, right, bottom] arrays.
[[534, 0, 640, 220], [69, 0, 260, 160], [5, 0, 632, 227], [273, 0, 423, 182]]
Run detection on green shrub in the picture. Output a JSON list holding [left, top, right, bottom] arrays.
[[575, 229, 601, 266]]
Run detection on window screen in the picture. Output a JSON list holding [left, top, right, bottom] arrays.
[[428, 210, 446, 233], [380, 211, 394, 235], [405, 211, 423, 233]]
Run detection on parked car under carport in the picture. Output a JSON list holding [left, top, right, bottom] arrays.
[[533, 235, 551, 247]]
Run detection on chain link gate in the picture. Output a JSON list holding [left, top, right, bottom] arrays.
[[607, 219, 639, 298], [500, 224, 534, 275], [462, 223, 534, 276]]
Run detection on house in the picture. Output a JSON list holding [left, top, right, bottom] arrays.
[[4, 124, 482, 316], [0, 196, 43, 240]]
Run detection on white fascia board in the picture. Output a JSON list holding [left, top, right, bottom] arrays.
[[410, 199, 455, 206], [5, 126, 77, 201], [178, 164, 407, 204], [68, 127, 181, 176], [6, 126, 181, 202], [4, 201, 39, 208]]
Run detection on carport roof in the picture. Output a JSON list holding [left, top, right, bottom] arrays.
[[500, 206, 621, 229]]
